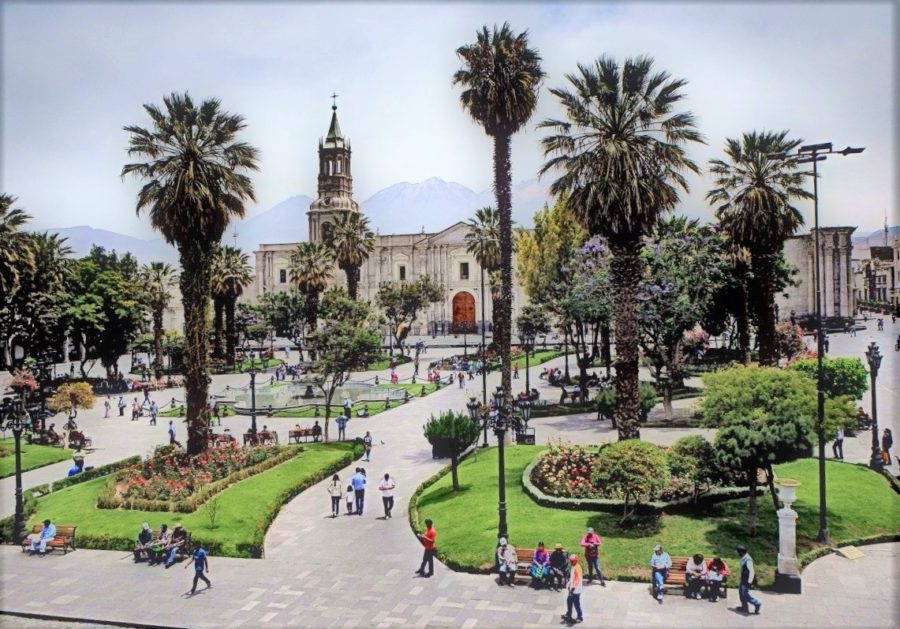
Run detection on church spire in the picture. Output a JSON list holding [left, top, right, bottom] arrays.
[[326, 92, 343, 141]]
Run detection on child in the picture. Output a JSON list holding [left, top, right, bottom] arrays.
[[346, 484, 354, 515]]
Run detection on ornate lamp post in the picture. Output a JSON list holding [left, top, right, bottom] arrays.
[[466, 396, 488, 448], [248, 350, 259, 435], [865, 341, 883, 472], [2, 396, 28, 543], [518, 324, 536, 395], [489, 386, 510, 541]]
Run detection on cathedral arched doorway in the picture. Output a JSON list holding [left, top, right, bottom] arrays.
[[452, 291, 476, 331]]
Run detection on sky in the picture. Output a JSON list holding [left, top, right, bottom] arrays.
[[1, 1, 896, 239]]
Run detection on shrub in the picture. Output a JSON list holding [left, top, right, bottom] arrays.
[[591, 440, 669, 520], [666, 435, 717, 500], [790, 357, 869, 400], [774, 322, 806, 361], [595, 381, 658, 422], [423, 410, 481, 491], [531, 442, 600, 499]]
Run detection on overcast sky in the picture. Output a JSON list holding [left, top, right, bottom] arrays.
[[2, 1, 895, 239]]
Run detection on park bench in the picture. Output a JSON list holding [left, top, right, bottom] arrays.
[[141, 528, 193, 563], [20, 524, 77, 555], [208, 432, 237, 448], [658, 557, 728, 598], [513, 548, 536, 582], [559, 386, 585, 404], [67, 430, 92, 450], [288, 426, 322, 444], [244, 431, 279, 446]]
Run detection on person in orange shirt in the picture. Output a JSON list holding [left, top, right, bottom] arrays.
[[561, 554, 584, 624], [415, 519, 437, 578]]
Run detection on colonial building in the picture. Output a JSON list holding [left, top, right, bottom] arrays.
[[252, 105, 528, 335], [777, 227, 856, 318]]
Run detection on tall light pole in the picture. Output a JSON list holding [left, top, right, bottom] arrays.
[[770, 142, 864, 544], [519, 324, 536, 395], [480, 259, 488, 406], [248, 350, 258, 435], [2, 397, 28, 543], [865, 342, 883, 472]]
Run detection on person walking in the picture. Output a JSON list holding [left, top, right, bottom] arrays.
[[345, 483, 354, 515], [117, 396, 126, 417], [833, 427, 844, 460], [415, 518, 437, 578], [149, 400, 158, 426], [104, 398, 111, 418], [336, 413, 348, 441], [379, 472, 396, 519], [457, 371, 465, 389], [561, 554, 584, 624], [350, 467, 366, 516], [882, 428, 893, 466], [184, 543, 211, 595], [513, 363, 519, 379], [326, 474, 342, 518], [736, 545, 761, 614], [168, 420, 182, 448], [363, 431, 373, 462], [580, 527, 606, 585]]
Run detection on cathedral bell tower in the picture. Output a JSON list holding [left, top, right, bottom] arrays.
[[308, 99, 360, 243]]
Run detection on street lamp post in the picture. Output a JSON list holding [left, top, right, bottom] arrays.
[[491, 386, 509, 541], [248, 350, 258, 434], [770, 142, 864, 544], [519, 325, 536, 396], [2, 397, 28, 543], [466, 396, 488, 448], [865, 342, 883, 472], [480, 260, 488, 406]]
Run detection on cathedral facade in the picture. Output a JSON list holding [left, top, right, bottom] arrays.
[[251, 106, 528, 336]]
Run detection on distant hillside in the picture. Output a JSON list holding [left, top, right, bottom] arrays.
[[46, 226, 178, 264], [852, 226, 899, 249], [233, 195, 314, 250]]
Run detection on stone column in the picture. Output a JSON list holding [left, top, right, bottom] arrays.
[[823, 243, 834, 318], [838, 246, 849, 316], [807, 246, 816, 315], [774, 479, 802, 593]]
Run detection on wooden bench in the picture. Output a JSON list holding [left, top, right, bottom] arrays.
[[67, 430, 92, 450], [288, 427, 322, 444], [514, 548, 536, 582], [243, 431, 279, 446], [21, 524, 77, 554], [661, 557, 728, 598], [559, 386, 585, 404]]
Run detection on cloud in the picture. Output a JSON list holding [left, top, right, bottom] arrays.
[[1, 1, 893, 239]]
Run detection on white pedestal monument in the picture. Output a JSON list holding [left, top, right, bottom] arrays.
[[773, 478, 802, 593]]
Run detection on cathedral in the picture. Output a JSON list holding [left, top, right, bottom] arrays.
[[251, 105, 528, 335]]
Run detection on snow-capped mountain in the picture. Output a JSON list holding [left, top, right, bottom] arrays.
[[361, 177, 484, 234]]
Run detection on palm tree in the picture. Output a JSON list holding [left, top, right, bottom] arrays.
[[454, 23, 544, 423], [323, 211, 375, 300], [539, 56, 702, 440], [0, 194, 34, 304], [211, 245, 254, 367], [465, 206, 501, 331], [122, 92, 259, 454], [141, 262, 177, 379], [289, 241, 334, 332], [707, 131, 812, 366], [723, 238, 753, 365]]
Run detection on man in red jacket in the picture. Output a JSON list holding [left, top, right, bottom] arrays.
[[415, 519, 437, 578]]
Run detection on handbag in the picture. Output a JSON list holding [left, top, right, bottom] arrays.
[[531, 564, 545, 579]]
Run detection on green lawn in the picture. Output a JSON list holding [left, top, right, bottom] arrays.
[[415, 447, 900, 585], [365, 355, 412, 371], [0, 438, 72, 479], [512, 350, 563, 369], [28, 442, 358, 557]]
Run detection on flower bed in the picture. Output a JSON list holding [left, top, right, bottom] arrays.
[[97, 444, 295, 513]]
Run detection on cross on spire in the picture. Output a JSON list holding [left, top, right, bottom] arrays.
[[331, 92, 339, 111]]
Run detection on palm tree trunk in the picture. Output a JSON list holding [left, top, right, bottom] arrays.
[[153, 307, 164, 380], [225, 298, 237, 368], [346, 265, 359, 301], [609, 239, 643, 440], [179, 242, 212, 455], [493, 133, 513, 418], [600, 323, 612, 378], [753, 251, 777, 366], [736, 273, 751, 365], [212, 298, 224, 358], [306, 291, 319, 331]]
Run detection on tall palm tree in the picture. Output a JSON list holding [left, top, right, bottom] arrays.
[[323, 211, 375, 300], [722, 237, 753, 365], [539, 56, 703, 440], [465, 206, 501, 329], [707, 131, 812, 366], [454, 23, 544, 429], [212, 245, 254, 367], [122, 92, 259, 454], [141, 261, 177, 379], [289, 241, 334, 332], [0, 194, 34, 304]]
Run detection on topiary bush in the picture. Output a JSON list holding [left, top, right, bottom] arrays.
[[665, 435, 718, 501], [591, 440, 669, 521]]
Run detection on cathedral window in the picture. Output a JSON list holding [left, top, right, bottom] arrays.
[[280, 269, 287, 284], [460, 262, 469, 280], [399, 265, 406, 281]]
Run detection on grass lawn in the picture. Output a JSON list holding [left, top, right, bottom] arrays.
[[415, 447, 900, 585], [233, 358, 285, 373], [365, 355, 412, 371], [512, 350, 563, 369], [28, 442, 357, 557], [0, 438, 72, 479]]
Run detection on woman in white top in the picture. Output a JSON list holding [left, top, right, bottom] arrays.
[[326, 474, 342, 518]]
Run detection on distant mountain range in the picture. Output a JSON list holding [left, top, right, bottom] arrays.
[[44, 177, 554, 264], [852, 226, 900, 249]]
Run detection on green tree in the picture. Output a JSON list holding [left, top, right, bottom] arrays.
[[309, 289, 381, 442], [47, 382, 95, 415], [423, 410, 481, 491], [540, 56, 703, 440], [666, 435, 717, 502], [87, 245, 140, 280], [591, 440, 670, 521], [465, 206, 501, 325], [0, 194, 34, 304], [323, 211, 375, 300], [790, 357, 869, 400], [140, 262, 177, 379], [289, 241, 334, 332], [596, 381, 658, 427], [122, 92, 259, 454], [701, 365, 815, 535], [707, 131, 813, 366], [258, 291, 306, 344], [454, 22, 544, 420], [211, 245, 253, 367], [375, 277, 444, 354]]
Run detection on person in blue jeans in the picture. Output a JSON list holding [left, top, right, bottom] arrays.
[[164, 523, 188, 568], [184, 543, 211, 595], [350, 468, 366, 516], [650, 544, 672, 603], [737, 545, 762, 614]]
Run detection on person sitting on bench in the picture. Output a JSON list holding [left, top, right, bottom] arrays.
[[706, 556, 729, 602], [530, 541, 551, 589], [148, 524, 170, 565], [497, 537, 518, 586], [134, 523, 153, 562], [312, 421, 322, 441], [164, 523, 188, 568], [548, 543, 569, 591], [27, 519, 56, 556], [685, 553, 707, 599]]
